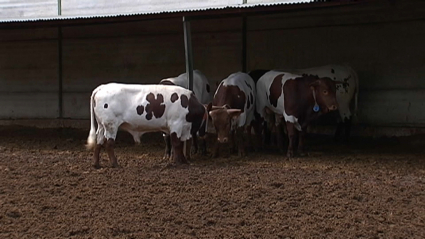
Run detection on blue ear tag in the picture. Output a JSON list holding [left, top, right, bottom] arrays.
[[313, 104, 320, 112]]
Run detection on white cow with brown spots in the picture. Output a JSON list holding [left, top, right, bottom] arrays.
[[86, 83, 207, 168], [159, 70, 212, 158]]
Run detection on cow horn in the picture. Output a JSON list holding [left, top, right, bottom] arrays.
[[211, 104, 231, 110]]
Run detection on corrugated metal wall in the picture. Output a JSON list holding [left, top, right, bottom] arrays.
[[62, 0, 241, 15], [0, 0, 244, 19], [0, 0, 57, 19]]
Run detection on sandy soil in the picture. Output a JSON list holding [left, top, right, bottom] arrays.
[[0, 126, 424, 238]]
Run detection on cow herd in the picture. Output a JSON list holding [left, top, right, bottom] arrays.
[[86, 64, 358, 168]]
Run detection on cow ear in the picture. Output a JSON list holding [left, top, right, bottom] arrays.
[[227, 109, 242, 119]]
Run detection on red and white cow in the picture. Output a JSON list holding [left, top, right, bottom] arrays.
[[208, 72, 257, 157], [86, 83, 207, 168], [251, 64, 358, 142], [159, 70, 212, 158], [255, 71, 340, 158], [282, 64, 358, 141]]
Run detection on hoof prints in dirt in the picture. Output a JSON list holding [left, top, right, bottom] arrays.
[[0, 126, 425, 238]]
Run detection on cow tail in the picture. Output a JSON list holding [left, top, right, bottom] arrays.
[[86, 88, 98, 150]]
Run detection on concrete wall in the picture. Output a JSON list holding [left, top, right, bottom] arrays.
[[0, 28, 59, 118], [0, 0, 424, 134], [246, 0, 425, 128]]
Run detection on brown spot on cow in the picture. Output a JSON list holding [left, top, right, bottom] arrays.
[[171, 93, 179, 103], [186, 93, 206, 136], [269, 74, 284, 108], [181, 95, 189, 108], [145, 93, 165, 120], [136, 105, 144, 115]]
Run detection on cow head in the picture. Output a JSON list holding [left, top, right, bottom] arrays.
[[207, 103, 242, 143], [310, 77, 341, 113]]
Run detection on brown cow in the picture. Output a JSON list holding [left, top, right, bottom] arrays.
[[255, 70, 341, 158]]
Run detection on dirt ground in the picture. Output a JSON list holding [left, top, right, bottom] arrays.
[[0, 126, 424, 239]]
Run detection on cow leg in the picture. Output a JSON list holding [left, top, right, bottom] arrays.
[[298, 129, 307, 157], [93, 126, 106, 169], [276, 122, 286, 154], [285, 122, 296, 159], [170, 133, 187, 164], [236, 127, 246, 157], [93, 144, 102, 169], [212, 139, 220, 158], [198, 136, 207, 156], [163, 134, 172, 160], [230, 130, 237, 153], [185, 139, 192, 161], [191, 133, 198, 155], [105, 138, 119, 168]]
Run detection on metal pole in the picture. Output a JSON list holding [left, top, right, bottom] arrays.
[[58, 26, 63, 118], [183, 16, 194, 91], [58, 0, 61, 15], [241, 16, 247, 73]]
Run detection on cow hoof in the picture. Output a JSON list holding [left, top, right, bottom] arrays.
[[111, 163, 120, 168], [93, 164, 101, 169], [163, 154, 171, 160]]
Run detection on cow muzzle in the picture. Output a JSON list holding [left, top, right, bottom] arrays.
[[217, 137, 229, 143], [328, 105, 338, 111]]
